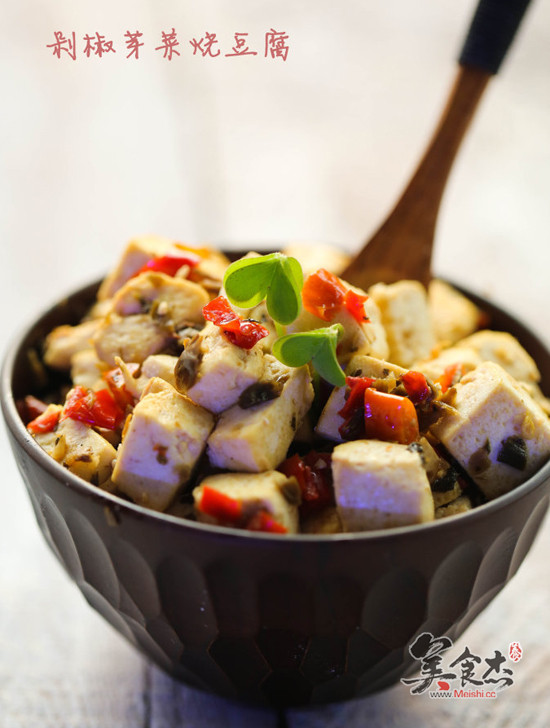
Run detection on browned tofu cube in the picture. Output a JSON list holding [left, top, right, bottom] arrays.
[[431, 362, 550, 499]]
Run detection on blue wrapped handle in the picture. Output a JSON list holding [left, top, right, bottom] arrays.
[[459, 0, 533, 74]]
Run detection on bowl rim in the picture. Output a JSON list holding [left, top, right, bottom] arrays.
[[2, 277, 550, 545]]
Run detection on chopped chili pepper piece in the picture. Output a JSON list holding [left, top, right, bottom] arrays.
[[199, 486, 242, 524], [199, 488, 286, 533], [221, 319, 270, 350], [279, 451, 334, 517], [437, 362, 465, 393], [338, 376, 375, 420], [202, 296, 269, 350], [343, 288, 369, 324], [302, 269, 370, 324], [302, 268, 346, 321], [401, 370, 432, 405], [62, 385, 125, 430], [135, 253, 200, 278], [103, 364, 139, 410], [203, 295, 239, 326], [337, 376, 375, 440], [62, 385, 93, 422], [27, 406, 60, 435], [363, 388, 419, 445], [246, 509, 287, 533]]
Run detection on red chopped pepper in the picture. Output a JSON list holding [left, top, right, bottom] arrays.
[[27, 407, 60, 435], [220, 319, 269, 350], [401, 370, 432, 405], [103, 363, 140, 410], [437, 362, 465, 393], [246, 509, 288, 533], [279, 451, 334, 517], [199, 486, 287, 533], [337, 376, 374, 440], [302, 269, 369, 324], [343, 289, 369, 324], [203, 295, 239, 326], [338, 377, 420, 444], [62, 385, 125, 430], [302, 269, 346, 321], [338, 376, 375, 420], [202, 296, 269, 350], [134, 253, 200, 278], [199, 485, 242, 524], [363, 388, 419, 445]]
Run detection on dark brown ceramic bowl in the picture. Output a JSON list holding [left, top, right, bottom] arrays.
[[2, 278, 550, 707]]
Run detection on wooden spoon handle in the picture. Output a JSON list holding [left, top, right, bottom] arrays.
[[344, 66, 490, 289], [342, 0, 534, 291]]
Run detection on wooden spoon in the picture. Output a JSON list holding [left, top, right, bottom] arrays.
[[342, 0, 533, 291]]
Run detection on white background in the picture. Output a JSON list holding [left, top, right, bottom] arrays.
[[1, 1, 549, 726]]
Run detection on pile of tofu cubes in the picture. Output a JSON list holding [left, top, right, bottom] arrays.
[[35, 236, 550, 534]]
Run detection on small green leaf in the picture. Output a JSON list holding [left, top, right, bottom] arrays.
[[223, 255, 276, 309], [223, 253, 303, 325], [272, 330, 321, 367], [312, 327, 346, 387], [272, 324, 345, 387]]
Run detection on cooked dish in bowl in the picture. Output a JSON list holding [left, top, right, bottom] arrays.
[[18, 235, 550, 535], [4, 235, 550, 707]]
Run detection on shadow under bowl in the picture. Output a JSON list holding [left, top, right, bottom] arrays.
[[1, 278, 550, 707]]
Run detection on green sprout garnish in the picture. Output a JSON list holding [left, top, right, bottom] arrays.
[[272, 324, 346, 387], [223, 253, 346, 386], [223, 253, 303, 326]]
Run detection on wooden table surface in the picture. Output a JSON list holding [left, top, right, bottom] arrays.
[[1, 1, 549, 725]]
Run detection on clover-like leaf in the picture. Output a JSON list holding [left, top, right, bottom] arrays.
[[223, 253, 303, 326], [272, 324, 345, 387]]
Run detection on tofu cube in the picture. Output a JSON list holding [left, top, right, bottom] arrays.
[[413, 346, 482, 384], [43, 319, 102, 371], [109, 271, 209, 329], [315, 354, 406, 442], [35, 413, 117, 489], [431, 361, 550, 499], [369, 280, 436, 368], [189, 252, 229, 293], [459, 330, 541, 384], [428, 279, 483, 345], [93, 313, 171, 366], [194, 471, 301, 533], [97, 234, 176, 300], [70, 348, 109, 389], [332, 440, 434, 531], [207, 358, 314, 471], [98, 235, 230, 300], [518, 381, 550, 416], [140, 354, 179, 388], [112, 377, 214, 510], [174, 322, 265, 414]]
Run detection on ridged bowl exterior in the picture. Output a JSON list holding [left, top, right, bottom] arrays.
[[2, 278, 550, 707]]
